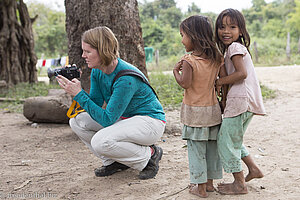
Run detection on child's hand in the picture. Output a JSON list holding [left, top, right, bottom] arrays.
[[215, 79, 222, 96], [173, 60, 183, 72]]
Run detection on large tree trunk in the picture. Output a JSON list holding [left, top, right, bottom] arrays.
[[0, 0, 37, 85], [65, 0, 146, 92]]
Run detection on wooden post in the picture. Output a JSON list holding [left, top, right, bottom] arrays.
[[298, 36, 300, 54], [286, 32, 291, 60], [253, 41, 259, 63], [155, 49, 159, 68]]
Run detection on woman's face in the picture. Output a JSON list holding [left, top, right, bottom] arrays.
[[81, 41, 101, 69]]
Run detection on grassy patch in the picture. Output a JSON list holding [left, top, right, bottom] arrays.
[[260, 84, 277, 99], [0, 82, 60, 113], [149, 72, 183, 110]]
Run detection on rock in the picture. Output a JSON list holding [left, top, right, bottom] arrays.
[[164, 121, 182, 135], [23, 89, 73, 123]]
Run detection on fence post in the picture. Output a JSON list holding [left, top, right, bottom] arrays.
[[286, 32, 291, 60], [253, 41, 259, 63], [155, 49, 159, 68], [298, 36, 300, 54]]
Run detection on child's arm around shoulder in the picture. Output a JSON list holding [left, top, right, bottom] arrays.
[[173, 60, 192, 89], [216, 54, 247, 86]]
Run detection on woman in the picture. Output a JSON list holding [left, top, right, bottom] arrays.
[[56, 26, 165, 180]]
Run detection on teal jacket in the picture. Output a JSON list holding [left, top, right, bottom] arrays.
[[74, 58, 165, 127]]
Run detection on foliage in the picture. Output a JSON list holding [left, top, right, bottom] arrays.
[[0, 82, 60, 113], [24, 0, 300, 66], [26, 0, 68, 58], [149, 72, 183, 109], [260, 84, 277, 99], [139, 0, 300, 68], [287, 0, 300, 36]]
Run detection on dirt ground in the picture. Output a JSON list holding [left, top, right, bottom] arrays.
[[0, 66, 299, 200]]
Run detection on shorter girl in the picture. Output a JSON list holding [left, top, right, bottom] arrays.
[[173, 15, 223, 198], [215, 9, 266, 195]]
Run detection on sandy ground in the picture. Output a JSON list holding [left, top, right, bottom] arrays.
[[0, 66, 299, 200]]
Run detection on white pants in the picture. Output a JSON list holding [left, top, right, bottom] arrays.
[[69, 112, 165, 171]]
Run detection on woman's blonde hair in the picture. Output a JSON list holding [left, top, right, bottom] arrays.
[[82, 26, 119, 66]]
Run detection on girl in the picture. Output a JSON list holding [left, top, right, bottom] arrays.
[[173, 15, 224, 198], [215, 9, 266, 195]]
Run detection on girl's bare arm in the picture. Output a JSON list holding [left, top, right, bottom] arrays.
[[216, 54, 247, 86], [173, 60, 193, 89]]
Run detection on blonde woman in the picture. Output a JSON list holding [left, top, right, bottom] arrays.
[[56, 26, 165, 180]]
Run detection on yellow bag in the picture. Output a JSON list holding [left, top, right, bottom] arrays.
[[67, 100, 85, 118]]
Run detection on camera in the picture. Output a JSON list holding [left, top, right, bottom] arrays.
[[47, 64, 80, 80]]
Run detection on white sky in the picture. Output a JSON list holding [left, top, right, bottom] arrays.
[[24, 0, 274, 14]]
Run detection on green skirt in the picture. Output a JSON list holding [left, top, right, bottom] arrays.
[[182, 124, 220, 141]]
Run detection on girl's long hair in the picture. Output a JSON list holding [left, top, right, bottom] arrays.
[[180, 15, 222, 67], [215, 8, 251, 55]]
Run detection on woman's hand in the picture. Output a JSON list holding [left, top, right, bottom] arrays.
[[56, 75, 82, 97]]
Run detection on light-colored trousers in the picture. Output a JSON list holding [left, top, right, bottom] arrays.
[[218, 112, 253, 173], [187, 140, 223, 184], [69, 112, 165, 171]]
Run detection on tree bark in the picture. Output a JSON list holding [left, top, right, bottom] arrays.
[[65, 0, 146, 92], [0, 0, 37, 85]]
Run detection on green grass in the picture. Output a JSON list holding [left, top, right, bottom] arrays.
[[149, 72, 183, 110], [0, 82, 60, 113], [260, 84, 277, 99], [0, 74, 276, 113]]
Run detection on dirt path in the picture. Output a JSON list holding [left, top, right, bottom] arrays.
[[0, 66, 299, 200]]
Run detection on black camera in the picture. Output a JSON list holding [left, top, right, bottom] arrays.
[[47, 64, 80, 80]]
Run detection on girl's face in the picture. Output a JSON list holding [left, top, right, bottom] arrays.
[[180, 29, 193, 52], [81, 41, 101, 69], [217, 16, 241, 47]]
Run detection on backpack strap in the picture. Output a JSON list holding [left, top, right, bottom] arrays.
[[112, 69, 159, 99]]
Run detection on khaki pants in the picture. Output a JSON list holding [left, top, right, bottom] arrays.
[[69, 112, 165, 171]]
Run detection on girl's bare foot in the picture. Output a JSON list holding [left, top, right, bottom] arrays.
[[242, 155, 264, 182], [189, 184, 208, 198], [217, 181, 248, 195], [206, 179, 215, 192], [245, 168, 264, 182]]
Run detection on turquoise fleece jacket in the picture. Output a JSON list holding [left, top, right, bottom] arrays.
[[74, 58, 165, 127]]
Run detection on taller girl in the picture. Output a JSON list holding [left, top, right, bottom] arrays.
[[215, 9, 266, 195]]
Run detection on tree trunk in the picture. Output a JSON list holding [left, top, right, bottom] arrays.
[[0, 0, 37, 85], [65, 0, 147, 92]]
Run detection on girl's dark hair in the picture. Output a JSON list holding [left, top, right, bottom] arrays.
[[215, 8, 251, 55], [180, 15, 222, 67]]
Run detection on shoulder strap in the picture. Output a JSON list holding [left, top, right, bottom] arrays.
[[112, 69, 159, 99]]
